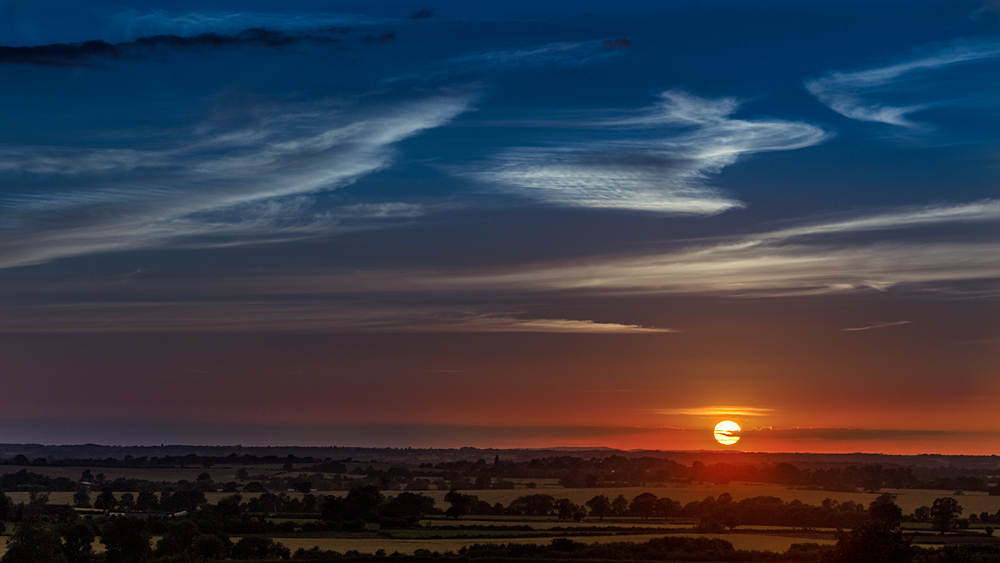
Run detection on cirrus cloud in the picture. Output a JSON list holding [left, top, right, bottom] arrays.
[[472, 90, 829, 213], [806, 40, 1000, 127], [0, 92, 474, 269]]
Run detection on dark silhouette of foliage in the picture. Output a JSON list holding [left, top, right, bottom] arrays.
[[586, 494, 612, 520], [827, 520, 913, 563], [1, 517, 66, 563], [153, 519, 200, 557], [231, 536, 291, 560], [93, 488, 117, 511], [507, 494, 556, 516], [869, 493, 904, 524], [58, 522, 95, 563], [71, 490, 90, 508], [931, 497, 963, 533], [101, 517, 152, 563], [630, 492, 659, 519]]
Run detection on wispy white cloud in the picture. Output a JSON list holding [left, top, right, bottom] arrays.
[[422, 241, 1000, 296], [806, 41, 1000, 126], [757, 200, 1000, 241], [0, 93, 473, 268], [842, 321, 913, 332], [251, 199, 997, 297], [0, 198, 994, 333], [17, 199, 990, 300], [0, 300, 672, 334], [0, 147, 172, 175], [472, 90, 829, 213], [414, 315, 673, 334]]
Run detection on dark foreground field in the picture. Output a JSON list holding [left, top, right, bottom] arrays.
[[1, 446, 1000, 562]]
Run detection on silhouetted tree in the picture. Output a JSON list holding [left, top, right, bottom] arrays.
[[654, 497, 682, 519], [555, 498, 584, 521], [869, 493, 903, 525], [444, 490, 473, 519], [0, 491, 12, 522], [213, 494, 243, 519], [931, 497, 962, 534], [118, 493, 135, 510], [508, 494, 556, 516], [343, 485, 384, 521], [154, 520, 200, 558], [160, 490, 205, 512], [59, 522, 95, 563], [134, 491, 158, 512], [1, 517, 66, 563], [586, 495, 612, 520], [611, 494, 629, 516], [381, 492, 435, 521], [827, 520, 913, 563], [93, 488, 117, 511], [231, 536, 290, 560], [191, 534, 229, 559], [72, 490, 91, 509], [630, 492, 658, 519], [101, 517, 152, 563]]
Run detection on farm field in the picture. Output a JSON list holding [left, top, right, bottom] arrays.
[[381, 483, 1000, 515], [0, 465, 288, 483], [0, 530, 835, 557], [264, 532, 836, 554], [0, 536, 106, 555], [10, 482, 999, 516], [417, 519, 842, 532], [0, 524, 989, 557]]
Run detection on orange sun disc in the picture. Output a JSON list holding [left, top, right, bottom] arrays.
[[714, 421, 741, 445]]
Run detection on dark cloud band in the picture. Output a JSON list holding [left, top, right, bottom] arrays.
[[0, 27, 352, 67], [746, 427, 956, 441]]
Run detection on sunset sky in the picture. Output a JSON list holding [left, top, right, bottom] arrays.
[[0, 0, 997, 454]]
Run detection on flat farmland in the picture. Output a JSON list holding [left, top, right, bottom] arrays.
[[418, 519, 841, 532], [0, 530, 834, 557], [267, 532, 835, 554], [0, 536, 105, 555], [8, 481, 998, 516], [0, 464, 289, 483], [378, 483, 1000, 515]]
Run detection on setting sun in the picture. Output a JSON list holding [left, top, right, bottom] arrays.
[[714, 421, 742, 445]]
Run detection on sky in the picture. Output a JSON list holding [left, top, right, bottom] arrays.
[[0, 0, 997, 454]]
